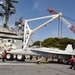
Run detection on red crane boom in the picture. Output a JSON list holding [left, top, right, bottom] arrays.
[[47, 8, 75, 33]]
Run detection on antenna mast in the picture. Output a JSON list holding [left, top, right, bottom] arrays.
[[0, 0, 18, 28]]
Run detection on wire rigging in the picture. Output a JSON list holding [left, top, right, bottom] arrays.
[[63, 15, 75, 22]]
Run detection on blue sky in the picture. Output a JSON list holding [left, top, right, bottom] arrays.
[[0, 0, 75, 44]]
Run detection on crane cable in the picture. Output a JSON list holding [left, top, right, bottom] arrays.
[[49, 12, 63, 38], [58, 18, 63, 39], [63, 15, 75, 22]]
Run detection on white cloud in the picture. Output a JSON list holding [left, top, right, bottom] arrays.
[[34, 2, 39, 9], [33, 0, 43, 10]]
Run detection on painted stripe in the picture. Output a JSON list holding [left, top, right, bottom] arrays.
[[0, 63, 36, 65]]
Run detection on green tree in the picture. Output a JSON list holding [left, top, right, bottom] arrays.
[[32, 41, 42, 46], [31, 37, 75, 50]]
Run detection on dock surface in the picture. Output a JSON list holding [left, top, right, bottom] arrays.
[[0, 60, 75, 75]]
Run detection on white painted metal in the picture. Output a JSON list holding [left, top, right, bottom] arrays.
[[22, 13, 62, 49], [60, 17, 71, 28]]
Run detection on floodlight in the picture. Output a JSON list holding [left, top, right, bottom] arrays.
[[0, 11, 4, 16], [0, 1, 3, 6], [11, 0, 18, 3]]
